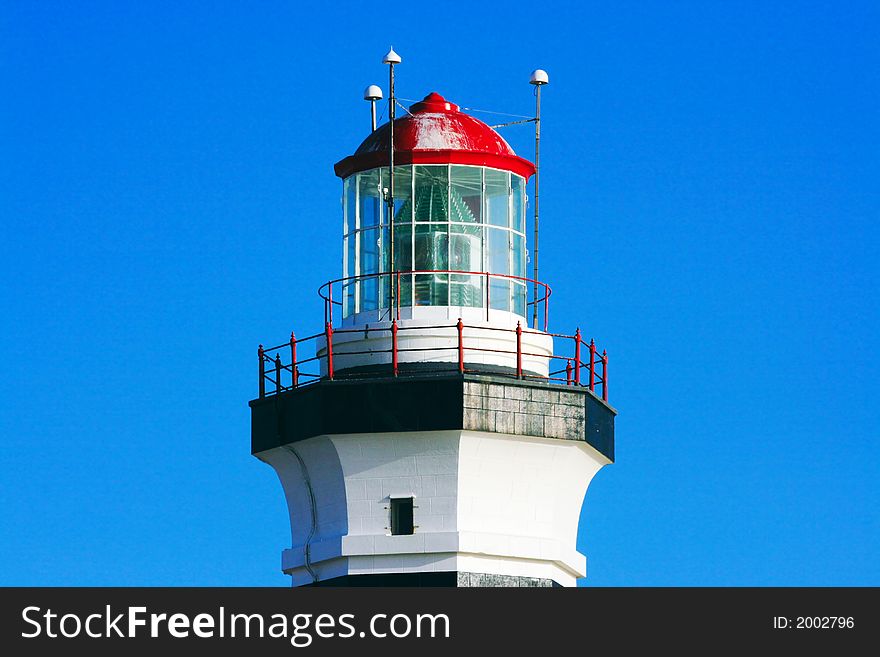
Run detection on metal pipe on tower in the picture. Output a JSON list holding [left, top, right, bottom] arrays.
[[529, 69, 548, 328], [383, 48, 401, 315]]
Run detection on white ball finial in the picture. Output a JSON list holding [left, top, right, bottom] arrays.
[[383, 47, 402, 65], [530, 69, 549, 85], [363, 85, 383, 101]]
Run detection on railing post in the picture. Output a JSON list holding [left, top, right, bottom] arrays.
[[566, 358, 573, 385], [325, 322, 335, 380], [391, 319, 399, 377], [328, 285, 333, 327], [457, 318, 464, 374], [396, 271, 401, 321], [274, 354, 282, 394], [485, 272, 490, 322], [602, 350, 608, 402], [258, 344, 265, 398], [516, 321, 523, 379], [574, 328, 581, 386], [290, 332, 298, 388], [589, 339, 596, 392], [544, 285, 549, 332]]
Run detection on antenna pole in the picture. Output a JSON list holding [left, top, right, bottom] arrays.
[[529, 69, 548, 329], [532, 83, 541, 329], [371, 101, 377, 131], [388, 61, 395, 313], [383, 48, 401, 317]]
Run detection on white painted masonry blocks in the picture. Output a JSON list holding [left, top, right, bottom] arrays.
[[251, 375, 616, 587], [259, 429, 609, 587]]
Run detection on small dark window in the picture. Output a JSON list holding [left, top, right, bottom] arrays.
[[390, 497, 414, 535]]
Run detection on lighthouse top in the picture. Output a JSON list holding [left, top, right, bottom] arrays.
[[334, 92, 536, 180], [253, 76, 610, 403]]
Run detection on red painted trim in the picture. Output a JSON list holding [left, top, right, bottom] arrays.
[[325, 323, 334, 381], [589, 339, 596, 392], [290, 332, 298, 388], [334, 150, 535, 180], [456, 318, 464, 374], [602, 350, 608, 402], [258, 345, 265, 398], [516, 321, 523, 379], [391, 320, 399, 377], [255, 322, 611, 402]]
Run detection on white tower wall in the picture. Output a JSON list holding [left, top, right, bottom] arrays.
[[320, 313, 554, 378], [258, 429, 609, 587]]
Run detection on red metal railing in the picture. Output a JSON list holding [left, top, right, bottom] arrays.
[[257, 320, 609, 402], [317, 269, 552, 332]]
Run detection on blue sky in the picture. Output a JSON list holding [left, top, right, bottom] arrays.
[[1, 1, 877, 586]]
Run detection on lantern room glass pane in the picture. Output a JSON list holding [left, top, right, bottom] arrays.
[[413, 165, 449, 223], [449, 223, 482, 273], [485, 169, 510, 227], [359, 228, 380, 311], [489, 279, 510, 312], [380, 224, 390, 272], [378, 225, 390, 308], [343, 283, 355, 318], [344, 176, 357, 234], [345, 234, 356, 317], [344, 235, 354, 278], [360, 228, 380, 274], [397, 273, 412, 308], [450, 274, 483, 308], [487, 226, 510, 275], [511, 174, 525, 232], [393, 223, 413, 272], [358, 169, 383, 229], [391, 166, 413, 224], [450, 165, 482, 223], [511, 233, 525, 279], [512, 282, 526, 316], [414, 223, 448, 272], [359, 278, 378, 312], [414, 273, 448, 306]]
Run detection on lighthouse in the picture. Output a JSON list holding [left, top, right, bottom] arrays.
[[250, 62, 615, 587]]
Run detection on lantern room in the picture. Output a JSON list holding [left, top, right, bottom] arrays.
[[333, 92, 540, 327]]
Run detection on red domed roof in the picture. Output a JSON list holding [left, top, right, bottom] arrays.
[[334, 92, 536, 180]]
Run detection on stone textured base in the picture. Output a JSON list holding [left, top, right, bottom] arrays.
[[456, 572, 558, 588]]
